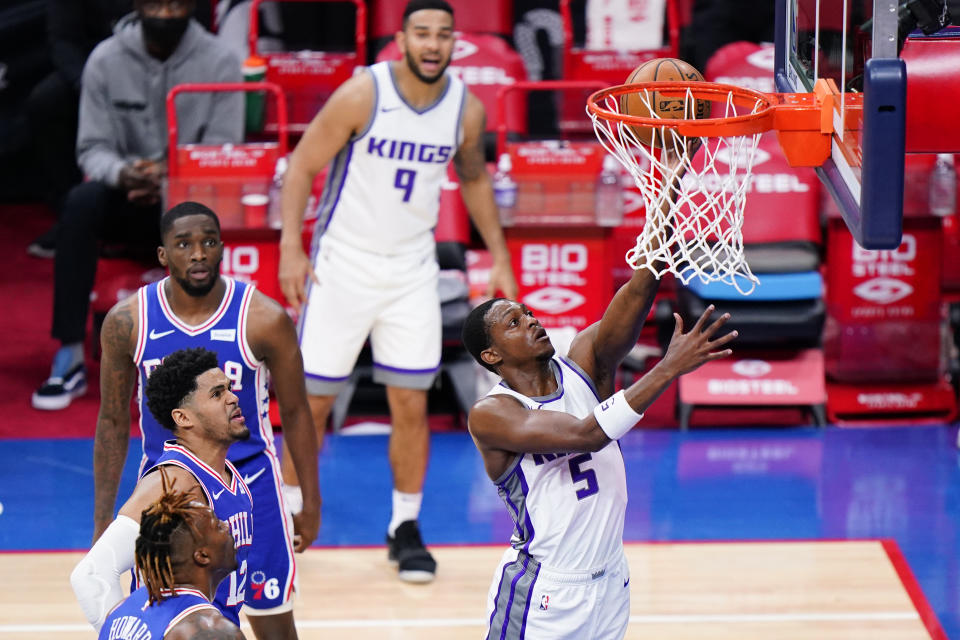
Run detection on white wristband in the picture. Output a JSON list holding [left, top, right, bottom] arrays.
[[593, 390, 644, 440], [283, 483, 304, 515]]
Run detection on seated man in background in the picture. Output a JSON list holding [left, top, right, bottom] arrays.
[[33, 0, 243, 411], [24, 0, 133, 258]]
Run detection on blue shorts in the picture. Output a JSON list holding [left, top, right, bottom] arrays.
[[231, 450, 297, 613]]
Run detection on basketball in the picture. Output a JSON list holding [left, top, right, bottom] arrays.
[[619, 58, 711, 148]]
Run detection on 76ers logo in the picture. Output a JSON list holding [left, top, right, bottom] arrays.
[[250, 570, 282, 601]]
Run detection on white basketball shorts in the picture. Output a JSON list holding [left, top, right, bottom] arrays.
[[298, 235, 441, 394], [485, 547, 630, 640]]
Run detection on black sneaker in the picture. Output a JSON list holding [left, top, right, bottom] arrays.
[[27, 226, 57, 259], [31, 363, 87, 410], [387, 520, 437, 583]]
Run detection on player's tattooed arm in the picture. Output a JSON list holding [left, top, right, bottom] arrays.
[[93, 295, 139, 542], [454, 92, 518, 299]]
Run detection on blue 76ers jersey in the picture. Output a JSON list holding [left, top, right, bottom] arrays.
[[147, 441, 253, 626], [99, 586, 217, 640], [134, 276, 272, 468]]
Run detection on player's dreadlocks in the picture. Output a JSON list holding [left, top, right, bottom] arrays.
[[135, 468, 208, 605]]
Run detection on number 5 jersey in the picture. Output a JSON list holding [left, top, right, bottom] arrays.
[[484, 356, 628, 570]]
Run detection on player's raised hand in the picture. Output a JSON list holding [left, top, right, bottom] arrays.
[[278, 244, 319, 314], [487, 257, 518, 300], [659, 305, 736, 376]]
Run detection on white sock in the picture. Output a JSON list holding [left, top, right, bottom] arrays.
[[282, 484, 303, 515], [387, 490, 422, 537]]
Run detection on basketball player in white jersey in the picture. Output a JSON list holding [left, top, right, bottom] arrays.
[[462, 249, 736, 638], [278, 0, 517, 582]]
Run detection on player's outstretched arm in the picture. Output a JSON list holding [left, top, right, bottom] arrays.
[[166, 610, 248, 640], [248, 293, 321, 551], [567, 151, 687, 397], [454, 92, 517, 300], [567, 266, 661, 399], [615, 305, 736, 416], [118, 465, 204, 521], [92, 295, 139, 542], [470, 305, 735, 480], [72, 466, 201, 630], [278, 70, 374, 312]]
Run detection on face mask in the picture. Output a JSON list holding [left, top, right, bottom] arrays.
[[141, 15, 189, 53]]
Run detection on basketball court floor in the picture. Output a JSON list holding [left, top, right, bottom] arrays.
[[0, 425, 955, 638]]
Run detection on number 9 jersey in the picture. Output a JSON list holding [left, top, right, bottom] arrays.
[[311, 61, 466, 257]]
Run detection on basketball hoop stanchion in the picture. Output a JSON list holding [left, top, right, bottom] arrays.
[[587, 80, 835, 295]]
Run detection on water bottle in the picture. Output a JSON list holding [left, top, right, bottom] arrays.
[[492, 153, 517, 226], [929, 153, 956, 217], [595, 155, 624, 226], [242, 55, 268, 134], [267, 155, 288, 229]]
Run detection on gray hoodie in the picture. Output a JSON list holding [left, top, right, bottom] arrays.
[[77, 18, 243, 188]]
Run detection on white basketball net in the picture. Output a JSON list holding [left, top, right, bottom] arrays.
[[589, 87, 764, 295]]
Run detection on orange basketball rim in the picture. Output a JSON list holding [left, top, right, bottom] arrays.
[[587, 78, 840, 168]]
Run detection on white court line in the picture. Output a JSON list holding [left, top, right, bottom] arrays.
[[25, 456, 94, 476], [0, 611, 919, 633]]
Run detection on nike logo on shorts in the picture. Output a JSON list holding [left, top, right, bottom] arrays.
[[149, 329, 175, 339], [244, 468, 266, 485], [623, 577, 630, 588]]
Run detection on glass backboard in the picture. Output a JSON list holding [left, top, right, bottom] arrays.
[[775, 0, 907, 249]]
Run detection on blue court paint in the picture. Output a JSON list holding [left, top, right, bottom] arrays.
[[2, 425, 959, 636]]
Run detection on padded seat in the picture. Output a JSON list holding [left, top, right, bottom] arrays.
[[744, 241, 821, 274], [683, 271, 823, 301], [677, 271, 825, 349]]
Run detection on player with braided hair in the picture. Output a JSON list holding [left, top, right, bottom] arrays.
[[73, 348, 253, 632], [100, 468, 245, 639]]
